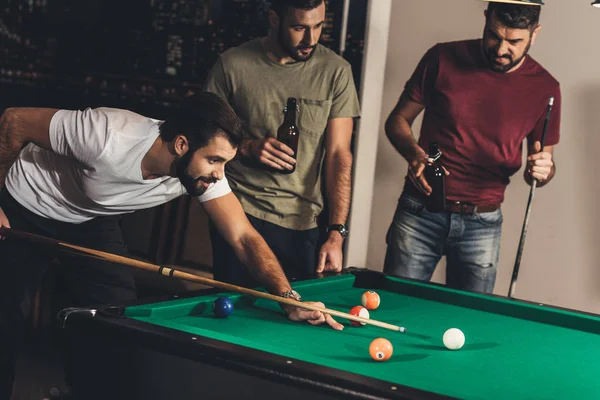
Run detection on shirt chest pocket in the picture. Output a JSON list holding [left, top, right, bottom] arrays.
[[297, 98, 332, 137]]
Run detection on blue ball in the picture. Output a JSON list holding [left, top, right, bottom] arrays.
[[213, 297, 234, 318]]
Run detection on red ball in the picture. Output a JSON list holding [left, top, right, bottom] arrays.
[[369, 338, 393, 361], [361, 291, 380, 310], [349, 305, 369, 327]]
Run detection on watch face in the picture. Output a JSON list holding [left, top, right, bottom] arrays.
[[329, 225, 348, 238], [282, 290, 301, 301]]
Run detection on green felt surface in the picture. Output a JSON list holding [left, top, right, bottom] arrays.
[[125, 274, 600, 399]]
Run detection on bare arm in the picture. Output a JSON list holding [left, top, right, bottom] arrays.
[[202, 192, 343, 329], [385, 92, 437, 195], [202, 192, 292, 295], [385, 92, 426, 163], [316, 118, 353, 273], [325, 118, 353, 230], [0, 107, 58, 192]]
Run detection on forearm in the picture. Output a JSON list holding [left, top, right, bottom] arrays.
[[385, 115, 425, 162], [325, 150, 352, 235], [0, 109, 25, 192], [236, 231, 292, 295]]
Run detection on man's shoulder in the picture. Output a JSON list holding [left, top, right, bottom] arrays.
[[53, 107, 155, 131], [218, 38, 263, 65], [524, 56, 560, 88], [92, 107, 149, 119], [80, 108, 159, 145], [408, 39, 475, 68], [93, 107, 158, 130], [313, 44, 352, 70], [432, 39, 478, 56]]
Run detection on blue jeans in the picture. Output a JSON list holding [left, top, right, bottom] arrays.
[[383, 193, 503, 293]]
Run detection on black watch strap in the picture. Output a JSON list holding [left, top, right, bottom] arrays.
[[326, 224, 348, 238]]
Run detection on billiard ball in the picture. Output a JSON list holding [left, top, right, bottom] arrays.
[[213, 297, 234, 318], [361, 290, 380, 310], [369, 338, 393, 361], [443, 328, 465, 350], [349, 305, 369, 326]]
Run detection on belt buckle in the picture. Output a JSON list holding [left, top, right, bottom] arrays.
[[455, 201, 475, 214], [454, 201, 467, 213]]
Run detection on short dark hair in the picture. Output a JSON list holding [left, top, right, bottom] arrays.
[[487, 3, 541, 30], [270, 0, 324, 16], [159, 92, 242, 150]]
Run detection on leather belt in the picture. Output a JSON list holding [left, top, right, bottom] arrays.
[[445, 201, 500, 214], [403, 180, 500, 214]]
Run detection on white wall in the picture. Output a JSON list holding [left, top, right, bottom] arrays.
[[346, 0, 392, 268], [359, 0, 600, 314]]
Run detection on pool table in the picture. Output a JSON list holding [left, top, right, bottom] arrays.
[[61, 268, 600, 400]]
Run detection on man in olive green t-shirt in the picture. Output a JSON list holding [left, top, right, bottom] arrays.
[[205, 0, 361, 287]]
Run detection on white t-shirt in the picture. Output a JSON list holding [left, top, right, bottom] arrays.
[[5, 107, 231, 223]]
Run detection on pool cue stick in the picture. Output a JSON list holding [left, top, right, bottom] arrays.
[[0, 227, 406, 333], [508, 96, 554, 298]]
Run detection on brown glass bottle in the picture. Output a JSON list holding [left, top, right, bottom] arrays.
[[276, 97, 299, 174], [423, 142, 446, 212]]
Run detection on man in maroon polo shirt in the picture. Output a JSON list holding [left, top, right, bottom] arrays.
[[383, 2, 560, 293]]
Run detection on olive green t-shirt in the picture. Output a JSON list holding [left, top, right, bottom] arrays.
[[205, 38, 361, 230]]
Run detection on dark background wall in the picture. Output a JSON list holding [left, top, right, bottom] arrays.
[[0, 0, 366, 116], [0, 0, 368, 270]]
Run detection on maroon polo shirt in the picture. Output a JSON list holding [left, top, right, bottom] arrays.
[[404, 39, 561, 206]]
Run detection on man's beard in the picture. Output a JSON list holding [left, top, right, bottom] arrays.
[[176, 151, 216, 197], [483, 38, 531, 73], [278, 24, 316, 62]]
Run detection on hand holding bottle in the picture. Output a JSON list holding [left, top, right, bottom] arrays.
[[240, 97, 299, 174], [407, 143, 449, 198], [241, 138, 296, 171], [407, 145, 433, 195]]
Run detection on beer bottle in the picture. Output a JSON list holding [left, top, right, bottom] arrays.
[[424, 142, 446, 212], [276, 97, 299, 174]]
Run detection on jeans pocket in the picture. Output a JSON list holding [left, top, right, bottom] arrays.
[[397, 194, 426, 216], [475, 209, 503, 227]]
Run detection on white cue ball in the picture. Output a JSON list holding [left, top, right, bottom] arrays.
[[443, 328, 465, 350]]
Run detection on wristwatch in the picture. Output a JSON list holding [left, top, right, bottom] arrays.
[[281, 290, 302, 301], [326, 224, 349, 239]]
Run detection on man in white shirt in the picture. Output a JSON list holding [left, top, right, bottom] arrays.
[[0, 93, 343, 399]]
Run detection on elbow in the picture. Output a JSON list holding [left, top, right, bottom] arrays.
[[0, 108, 22, 144], [327, 149, 353, 170], [234, 224, 261, 261], [0, 108, 19, 127], [384, 115, 398, 142]]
